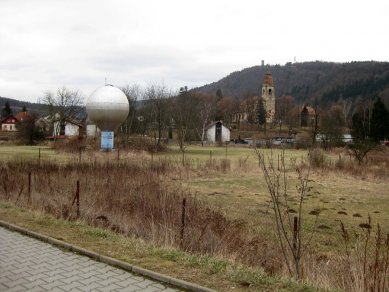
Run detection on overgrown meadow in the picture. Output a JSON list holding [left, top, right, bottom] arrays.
[[0, 144, 388, 291]]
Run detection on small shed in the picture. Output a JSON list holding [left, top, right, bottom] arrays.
[[206, 121, 230, 143], [52, 120, 83, 137], [1, 115, 18, 131]]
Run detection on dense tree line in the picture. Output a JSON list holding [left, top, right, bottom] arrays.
[[322, 74, 389, 103], [352, 97, 389, 142], [0, 96, 50, 117], [197, 61, 389, 107]]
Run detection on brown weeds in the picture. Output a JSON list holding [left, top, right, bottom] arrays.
[[0, 158, 275, 273]]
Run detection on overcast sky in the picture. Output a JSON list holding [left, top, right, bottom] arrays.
[[1, 0, 389, 103]]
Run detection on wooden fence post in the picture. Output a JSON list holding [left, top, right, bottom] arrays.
[[225, 142, 228, 160], [180, 197, 186, 248], [76, 180, 80, 218], [293, 216, 298, 254], [28, 172, 31, 204]]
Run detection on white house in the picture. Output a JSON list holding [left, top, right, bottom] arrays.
[[206, 121, 230, 143], [52, 120, 82, 137], [0, 115, 18, 131]]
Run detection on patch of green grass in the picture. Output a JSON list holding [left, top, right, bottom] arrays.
[[0, 145, 54, 160], [83, 226, 111, 238]]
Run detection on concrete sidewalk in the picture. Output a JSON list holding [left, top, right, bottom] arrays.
[[0, 226, 179, 292]]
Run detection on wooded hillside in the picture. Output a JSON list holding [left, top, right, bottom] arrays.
[[0, 96, 48, 117], [197, 61, 389, 106]]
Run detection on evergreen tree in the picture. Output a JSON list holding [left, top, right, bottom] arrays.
[[301, 105, 309, 127], [352, 111, 367, 140], [258, 98, 266, 133], [216, 88, 223, 101], [22, 105, 27, 112], [370, 98, 389, 141], [1, 101, 12, 117], [17, 114, 44, 145]]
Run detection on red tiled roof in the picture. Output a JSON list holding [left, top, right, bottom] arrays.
[[1, 115, 18, 124], [263, 73, 274, 86], [15, 111, 33, 122]]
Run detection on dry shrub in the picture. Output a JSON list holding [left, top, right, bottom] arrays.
[[50, 136, 86, 153], [335, 221, 389, 291], [126, 136, 167, 152], [308, 147, 389, 179], [0, 158, 279, 273], [295, 132, 311, 149], [309, 148, 327, 168], [299, 222, 388, 292], [203, 158, 231, 173], [237, 155, 253, 172]]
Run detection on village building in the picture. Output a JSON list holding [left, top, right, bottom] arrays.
[[262, 72, 276, 123], [206, 121, 230, 143], [0, 115, 18, 131], [301, 104, 316, 127], [232, 71, 276, 129], [15, 111, 33, 123], [52, 119, 83, 137]]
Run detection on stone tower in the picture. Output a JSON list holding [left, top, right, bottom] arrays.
[[261, 72, 275, 123]]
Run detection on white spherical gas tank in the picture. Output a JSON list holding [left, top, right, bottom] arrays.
[[86, 85, 129, 132]]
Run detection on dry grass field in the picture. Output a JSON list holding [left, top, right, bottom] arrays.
[[0, 144, 388, 291]]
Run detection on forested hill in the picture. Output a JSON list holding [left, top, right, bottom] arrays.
[[0, 96, 49, 117], [196, 61, 389, 105]]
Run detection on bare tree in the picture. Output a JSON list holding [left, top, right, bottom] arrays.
[[193, 92, 215, 146], [310, 110, 319, 147], [276, 95, 295, 133], [43, 86, 83, 137], [320, 104, 345, 149], [16, 112, 44, 145], [338, 97, 353, 130], [172, 86, 196, 152], [143, 84, 171, 149], [120, 84, 141, 145], [352, 97, 375, 140], [215, 95, 238, 126], [255, 149, 316, 279]]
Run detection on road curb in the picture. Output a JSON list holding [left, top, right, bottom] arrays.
[[0, 220, 216, 292]]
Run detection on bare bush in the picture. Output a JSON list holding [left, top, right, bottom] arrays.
[[255, 148, 316, 279], [338, 219, 389, 291], [50, 136, 86, 153], [0, 158, 276, 272], [308, 148, 327, 168]]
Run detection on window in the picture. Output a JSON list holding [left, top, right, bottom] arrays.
[[10, 125, 13, 130]]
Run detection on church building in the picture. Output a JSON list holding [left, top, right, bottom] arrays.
[[232, 71, 276, 129], [261, 72, 276, 123]]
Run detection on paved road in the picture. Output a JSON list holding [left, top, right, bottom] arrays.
[[0, 227, 179, 292]]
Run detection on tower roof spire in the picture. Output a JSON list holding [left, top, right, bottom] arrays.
[[263, 72, 274, 86]]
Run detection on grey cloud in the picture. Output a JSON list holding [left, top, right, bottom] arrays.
[[88, 46, 194, 71]]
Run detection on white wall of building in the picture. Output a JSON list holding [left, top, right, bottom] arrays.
[[86, 124, 100, 137], [52, 121, 80, 136], [206, 124, 230, 143]]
